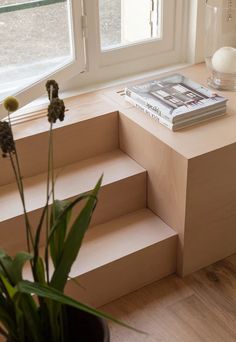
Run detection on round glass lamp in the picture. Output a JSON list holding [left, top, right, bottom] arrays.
[[205, 0, 236, 90]]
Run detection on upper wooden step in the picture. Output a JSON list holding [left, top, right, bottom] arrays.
[[0, 150, 146, 253], [0, 111, 118, 186]]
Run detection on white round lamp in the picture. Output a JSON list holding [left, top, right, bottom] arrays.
[[206, 0, 236, 90]]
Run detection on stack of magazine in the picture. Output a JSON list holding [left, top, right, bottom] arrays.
[[125, 74, 228, 131]]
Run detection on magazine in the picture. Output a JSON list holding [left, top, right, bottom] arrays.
[[125, 95, 226, 131], [125, 74, 227, 125]]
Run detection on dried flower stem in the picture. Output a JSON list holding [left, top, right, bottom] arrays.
[[45, 85, 56, 283], [45, 122, 53, 283], [9, 154, 32, 252], [50, 126, 55, 204], [7, 112, 33, 252]]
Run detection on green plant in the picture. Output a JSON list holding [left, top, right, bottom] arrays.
[[0, 82, 142, 341]]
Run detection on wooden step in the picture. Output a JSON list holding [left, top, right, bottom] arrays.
[[64, 208, 177, 307], [24, 209, 177, 307], [0, 150, 146, 254], [0, 111, 118, 186]]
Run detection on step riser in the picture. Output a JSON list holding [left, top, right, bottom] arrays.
[[0, 112, 118, 186], [1, 174, 146, 255], [65, 236, 177, 307], [90, 175, 146, 227]]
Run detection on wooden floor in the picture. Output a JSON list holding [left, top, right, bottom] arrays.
[[101, 254, 236, 342]]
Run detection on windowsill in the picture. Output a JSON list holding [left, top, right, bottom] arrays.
[[11, 62, 236, 160], [11, 62, 190, 127]]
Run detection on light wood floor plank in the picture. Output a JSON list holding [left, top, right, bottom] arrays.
[[101, 254, 236, 341]]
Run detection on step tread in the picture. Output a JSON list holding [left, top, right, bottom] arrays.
[[0, 150, 145, 222], [69, 208, 176, 277], [24, 209, 177, 281]]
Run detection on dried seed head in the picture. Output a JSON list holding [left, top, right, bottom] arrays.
[[0, 121, 15, 157], [47, 98, 65, 123], [46, 80, 59, 100], [3, 97, 19, 112]]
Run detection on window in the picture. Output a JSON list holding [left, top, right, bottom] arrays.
[[67, 0, 186, 87], [0, 0, 196, 115], [99, 0, 161, 51], [97, 0, 184, 66], [0, 0, 85, 111]]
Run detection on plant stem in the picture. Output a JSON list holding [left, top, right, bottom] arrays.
[[7, 111, 34, 253], [45, 85, 54, 283], [15, 152, 34, 248], [9, 154, 30, 252], [45, 124, 52, 283], [51, 128, 55, 205]]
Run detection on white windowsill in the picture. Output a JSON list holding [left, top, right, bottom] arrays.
[[12, 62, 191, 123]]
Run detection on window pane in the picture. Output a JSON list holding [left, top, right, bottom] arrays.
[[99, 0, 161, 51], [0, 0, 72, 101]]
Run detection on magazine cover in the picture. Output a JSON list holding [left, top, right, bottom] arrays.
[[125, 74, 227, 123]]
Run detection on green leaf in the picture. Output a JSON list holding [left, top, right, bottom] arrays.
[[0, 250, 32, 285], [44, 193, 91, 283], [14, 293, 43, 342], [50, 199, 71, 267], [33, 202, 49, 268], [14, 304, 25, 342], [50, 176, 103, 291], [33, 257, 46, 285], [47, 193, 90, 244], [17, 280, 145, 335], [0, 250, 14, 284], [0, 274, 16, 299], [0, 303, 17, 339], [12, 252, 33, 283]]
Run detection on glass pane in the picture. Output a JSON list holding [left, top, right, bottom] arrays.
[[99, 0, 161, 51], [0, 0, 72, 101]]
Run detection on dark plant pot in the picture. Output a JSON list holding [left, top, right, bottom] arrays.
[[65, 306, 110, 342], [6, 306, 110, 342]]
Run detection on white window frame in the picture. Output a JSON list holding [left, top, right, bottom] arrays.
[[186, 0, 206, 64], [0, 0, 206, 118], [70, 0, 188, 88], [0, 0, 86, 118], [97, 0, 182, 66]]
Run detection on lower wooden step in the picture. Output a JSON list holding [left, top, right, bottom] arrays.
[[65, 208, 177, 307]]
